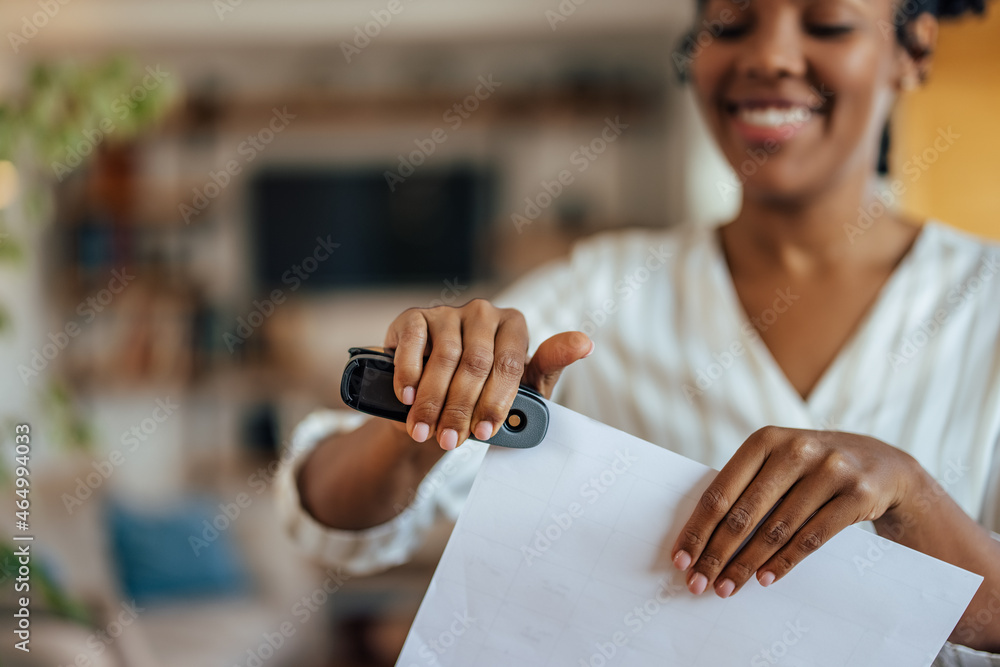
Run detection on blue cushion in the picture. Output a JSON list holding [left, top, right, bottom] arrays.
[[106, 498, 252, 606]]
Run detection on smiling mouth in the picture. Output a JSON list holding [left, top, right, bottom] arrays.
[[724, 101, 823, 130], [722, 100, 828, 140]]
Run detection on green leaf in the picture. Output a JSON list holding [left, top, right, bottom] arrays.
[[0, 233, 24, 263], [0, 543, 91, 626]]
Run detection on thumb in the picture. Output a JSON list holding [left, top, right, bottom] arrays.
[[523, 331, 594, 399]]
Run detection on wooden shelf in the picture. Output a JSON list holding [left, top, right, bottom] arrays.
[[157, 84, 665, 134]]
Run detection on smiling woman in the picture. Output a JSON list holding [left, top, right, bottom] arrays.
[[280, 0, 1000, 664]]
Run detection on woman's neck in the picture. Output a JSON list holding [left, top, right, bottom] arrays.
[[724, 169, 923, 278]]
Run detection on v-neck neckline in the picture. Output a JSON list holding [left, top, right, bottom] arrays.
[[705, 221, 937, 414]]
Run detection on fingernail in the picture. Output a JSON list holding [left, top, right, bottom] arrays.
[[759, 571, 775, 588], [402, 386, 416, 406], [717, 578, 735, 599], [473, 421, 493, 441], [673, 550, 692, 572], [688, 572, 708, 596], [584, 341, 596, 358], [440, 429, 458, 451], [412, 423, 430, 443]]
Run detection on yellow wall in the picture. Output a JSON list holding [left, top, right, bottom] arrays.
[[892, 8, 1000, 240]]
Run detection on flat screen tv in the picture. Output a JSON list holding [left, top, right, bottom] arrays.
[[251, 165, 495, 291]]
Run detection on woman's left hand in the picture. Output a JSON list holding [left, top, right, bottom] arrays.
[[671, 426, 920, 598]]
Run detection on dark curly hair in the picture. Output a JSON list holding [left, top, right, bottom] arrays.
[[895, 0, 986, 50], [686, 0, 987, 57]]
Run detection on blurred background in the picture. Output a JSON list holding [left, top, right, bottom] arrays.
[[0, 1, 996, 665]]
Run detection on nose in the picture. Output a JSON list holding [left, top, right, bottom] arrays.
[[736, 10, 807, 80]]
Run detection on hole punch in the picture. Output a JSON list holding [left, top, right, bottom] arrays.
[[342, 347, 548, 449], [505, 410, 526, 433]]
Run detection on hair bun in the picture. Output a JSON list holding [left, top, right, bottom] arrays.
[[936, 0, 987, 17]]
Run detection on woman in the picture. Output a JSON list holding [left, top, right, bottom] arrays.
[[278, 0, 1000, 662]]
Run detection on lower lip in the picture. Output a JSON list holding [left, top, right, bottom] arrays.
[[728, 110, 817, 145]]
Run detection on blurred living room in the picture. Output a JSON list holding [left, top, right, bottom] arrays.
[[0, 0, 997, 666]]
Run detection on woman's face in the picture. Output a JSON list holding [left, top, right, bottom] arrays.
[[689, 0, 907, 204]]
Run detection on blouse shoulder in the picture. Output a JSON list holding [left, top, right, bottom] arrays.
[[924, 221, 1000, 260], [561, 222, 713, 277]]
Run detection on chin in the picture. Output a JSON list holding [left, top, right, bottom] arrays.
[[729, 162, 826, 206]]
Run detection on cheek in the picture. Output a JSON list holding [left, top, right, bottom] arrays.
[[689, 54, 730, 130], [821, 41, 893, 133]]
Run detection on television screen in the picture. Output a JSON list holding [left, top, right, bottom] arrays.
[[251, 165, 495, 291]]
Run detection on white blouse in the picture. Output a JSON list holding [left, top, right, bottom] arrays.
[[276, 221, 1000, 665]]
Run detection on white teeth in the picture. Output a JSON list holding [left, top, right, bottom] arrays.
[[738, 106, 813, 128]]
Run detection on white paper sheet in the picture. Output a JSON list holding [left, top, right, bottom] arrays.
[[396, 401, 983, 667]]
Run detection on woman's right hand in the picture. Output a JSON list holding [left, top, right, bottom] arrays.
[[384, 299, 593, 451]]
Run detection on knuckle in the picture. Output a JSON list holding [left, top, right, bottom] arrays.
[[725, 506, 754, 535], [798, 529, 825, 554], [433, 340, 464, 367], [726, 560, 755, 583], [494, 352, 525, 382], [787, 434, 821, 462], [821, 451, 853, 477], [460, 347, 494, 378], [698, 551, 723, 572], [762, 519, 792, 547], [754, 425, 784, 443], [440, 403, 474, 427], [397, 322, 427, 346], [681, 528, 705, 550], [772, 552, 796, 574], [413, 398, 445, 422], [477, 399, 512, 423], [465, 298, 494, 315], [700, 484, 730, 516], [846, 479, 877, 504], [501, 307, 526, 324], [398, 306, 425, 321]]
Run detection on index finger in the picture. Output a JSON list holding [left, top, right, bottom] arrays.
[[385, 309, 430, 406], [670, 428, 777, 586]]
